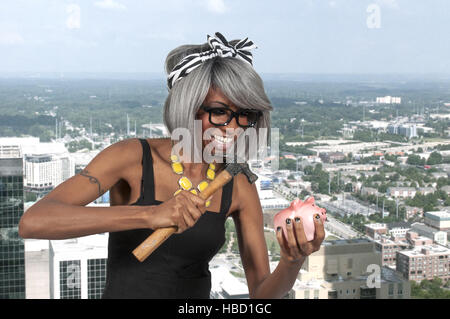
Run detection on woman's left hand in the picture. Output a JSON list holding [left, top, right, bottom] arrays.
[[275, 214, 325, 265]]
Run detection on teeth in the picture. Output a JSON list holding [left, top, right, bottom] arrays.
[[214, 135, 232, 143]]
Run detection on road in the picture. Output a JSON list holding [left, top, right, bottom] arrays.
[[317, 202, 361, 239]]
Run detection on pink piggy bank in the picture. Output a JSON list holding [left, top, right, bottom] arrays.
[[273, 196, 327, 242]]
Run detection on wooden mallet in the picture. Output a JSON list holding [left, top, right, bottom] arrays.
[[132, 162, 258, 262]]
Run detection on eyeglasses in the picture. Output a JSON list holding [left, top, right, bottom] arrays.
[[200, 105, 262, 128]]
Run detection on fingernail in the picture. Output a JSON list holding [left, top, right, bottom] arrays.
[[286, 218, 291, 225], [294, 217, 301, 223], [277, 227, 281, 232], [315, 214, 322, 223]]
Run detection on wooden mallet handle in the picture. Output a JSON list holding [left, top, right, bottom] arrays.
[[132, 168, 233, 262]]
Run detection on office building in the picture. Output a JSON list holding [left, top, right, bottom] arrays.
[[24, 239, 50, 299], [405, 231, 433, 247], [387, 123, 417, 139], [0, 137, 75, 198], [49, 234, 108, 299], [424, 211, 450, 231], [373, 237, 409, 267], [24, 235, 109, 299], [396, 243, 450, 283], [387, 222, 412, 240], [398, 125, 417, 139], [210, 265, 249, 299], [319, 152, 346, 163], [365, 223, 387, 239], [376, 96, 401, 104], [24, 153, 74, 196], [386, 187, 416, 199], [293, 239, 410, 299], [411, 222, 447, 246], [0, 144, 25, 299]]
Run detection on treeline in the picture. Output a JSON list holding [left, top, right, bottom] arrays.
[[353, 129, 408, 143], [0, 79, 167, 141], [0, 114, 55, 141], [411, 278, 450, 299], [407, 151, 449, 165]]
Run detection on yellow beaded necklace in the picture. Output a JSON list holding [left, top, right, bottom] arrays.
[[170, 154, 216, 207]]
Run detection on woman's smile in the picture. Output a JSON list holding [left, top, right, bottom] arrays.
[[208, 133, 236, 152]]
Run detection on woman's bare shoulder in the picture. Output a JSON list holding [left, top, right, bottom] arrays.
[[109, 137, 144, 165], [145, 137, 172, 162]]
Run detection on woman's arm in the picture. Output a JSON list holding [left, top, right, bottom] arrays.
[[232, 174, 325, 299], [18, 138, 149, 239], [19, 138, 210, 240], [19, 199, 152, 240]]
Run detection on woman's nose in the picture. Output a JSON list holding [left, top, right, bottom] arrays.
[[225, 114, 240, 130]]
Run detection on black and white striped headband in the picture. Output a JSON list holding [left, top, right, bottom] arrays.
[[167, 32, 257, 90]]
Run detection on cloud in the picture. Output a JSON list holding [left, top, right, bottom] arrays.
[[66, 4, 81, 29], [0, 31, 24, 46], [206, 0, 227, 14], [94, 0, 127, 10]]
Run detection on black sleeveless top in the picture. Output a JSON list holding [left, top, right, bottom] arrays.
[[102, 138, 234, 299]]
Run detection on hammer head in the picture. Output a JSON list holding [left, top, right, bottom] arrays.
[[225, 162, 258, 184]]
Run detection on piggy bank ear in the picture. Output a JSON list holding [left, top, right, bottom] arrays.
[[304, 196, 315, 205], [291, 198, 301, 208]]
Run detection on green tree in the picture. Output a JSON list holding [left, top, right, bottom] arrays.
[[427, 152, 443, 165], [407, 154, 424, 166], [411, 278, 450, 299]]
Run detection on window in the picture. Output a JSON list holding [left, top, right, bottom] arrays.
[[397, 283, 403, 295], [60, 260, 81, 299], [347, 258, 353, 269], [87, 258, 107, 299], [388, 283, 394, 296], [314, 290, 319, 299]]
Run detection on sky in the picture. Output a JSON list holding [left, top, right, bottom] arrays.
[[0, 0, 449, 75]]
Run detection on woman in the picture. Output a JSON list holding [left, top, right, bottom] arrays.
[[19, 32, 325, 299]]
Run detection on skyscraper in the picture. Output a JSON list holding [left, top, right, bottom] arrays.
[[0, 144, 25, 299]]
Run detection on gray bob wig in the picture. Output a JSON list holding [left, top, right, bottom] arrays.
[[163, 39, 273, 160]]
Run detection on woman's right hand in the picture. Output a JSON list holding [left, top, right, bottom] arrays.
[[147, 190, 211, 234]]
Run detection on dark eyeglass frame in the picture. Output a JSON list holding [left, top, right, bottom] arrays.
[[200, 105, 262, 128]]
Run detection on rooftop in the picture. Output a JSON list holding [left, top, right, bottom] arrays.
[[387, 221, 412, 230], [322, 238, 372, 246], [387, 187, 416, 191], [372, 236, 409, 246], [50, 233, 108, 256], [424, 211, 450, 221], [398, 244, 450, 258], [210, 265, 249, 297], [411, 222, 446, 234], [365, 223, 387, 230]]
